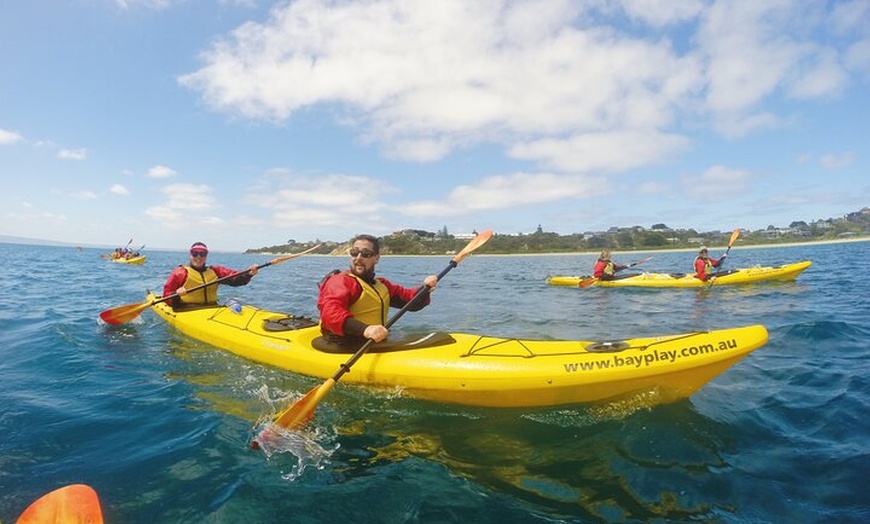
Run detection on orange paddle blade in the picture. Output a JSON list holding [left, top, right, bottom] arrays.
[[728, 228, 741, 248], [578, 277, 597, 288], [454, 229, 492, 263], [99, 301, 151, 325], [17, 484, 103, 524], [273, 379, 336, 429]]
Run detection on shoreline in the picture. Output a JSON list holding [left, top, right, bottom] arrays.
[[252, 235, 870, 257], [448, 235, 870, 257], [447, 235, 870, 257]]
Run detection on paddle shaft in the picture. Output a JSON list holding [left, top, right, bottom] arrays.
[[710, 228, 741, 281], [152, 249, 319, 308], [624, 256, 652, 270], [331, 261, 455, 383]]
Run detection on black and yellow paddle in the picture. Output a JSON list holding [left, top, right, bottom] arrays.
[[252, 230, 493, 446], [578, 256, 653, 288], [99, 244, 321, 326]]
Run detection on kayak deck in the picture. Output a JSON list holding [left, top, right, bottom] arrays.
[[147, 293, 769, 408]]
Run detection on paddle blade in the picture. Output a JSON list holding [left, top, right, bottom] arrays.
[[453, 229, 493, 263], [16, 484, 103, 524], [578, 277, 597, 288], [99, 301, 150, 325], [274, 379, 336, 430], [728, 228, 741, 248]]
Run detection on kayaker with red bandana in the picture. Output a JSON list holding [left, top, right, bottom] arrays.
[[162, 242, 259, 308]]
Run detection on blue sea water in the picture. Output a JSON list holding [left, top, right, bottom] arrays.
[[0, 241, 867, 523]]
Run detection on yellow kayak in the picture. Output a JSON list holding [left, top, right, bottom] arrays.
[[147, 293, 768, 408], [548, 260, 811, 288], [111, 255, 146, 265]]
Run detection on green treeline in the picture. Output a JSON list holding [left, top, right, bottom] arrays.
[[245, 208, 869, 256]]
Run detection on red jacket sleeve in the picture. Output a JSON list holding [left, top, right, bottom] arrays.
[[379, 277, 430, 310], [163, 266, 188, 297], [317, 273, 362, 336]]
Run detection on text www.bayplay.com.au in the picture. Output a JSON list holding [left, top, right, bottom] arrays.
[[563, 338, 738, 372]]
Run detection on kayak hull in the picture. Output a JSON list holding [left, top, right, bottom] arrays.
[[147, 294, 768, 408], [111, 255, 146, 265], [548, 260, 811, 288]]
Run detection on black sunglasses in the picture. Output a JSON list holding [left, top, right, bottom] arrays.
[[190, 250, 208, 257], [349, 247, 376, 259]]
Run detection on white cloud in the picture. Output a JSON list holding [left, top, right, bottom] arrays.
[[71, 190, 98, 200], [58, 148, 87, 160], [698, 1, 853, 137], [683, 165, 751, 200], [110, 184, 131, 195], [619, 0, 704, 27], [148, 165, 177, 178], [819, 152, 855, 169], [0, 129, 23, 145], [181, 0, 855, 174], [179, 0, 705, 169], [246, 171, 395, 228], [146, 183, 217, 228], [398, 172, 609, 217], [845, 38, 870, 75], [637, 181, 669, 194], [509, 131, 690, 173], [159, 183, 216, 210]]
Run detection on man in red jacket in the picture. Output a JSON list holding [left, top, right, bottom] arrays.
[[317, 234, 437, 348], [694, 246, 726, 281]]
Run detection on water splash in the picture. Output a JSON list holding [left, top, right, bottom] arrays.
[[252, 422, 339, 481], [250, 385, 339, 481]]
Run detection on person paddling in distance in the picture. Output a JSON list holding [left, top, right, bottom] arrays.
[[162, 242, 259, 309], [694, 246, 727, 281], [593, 249, 629, 281], [317, 234, 438, 349]]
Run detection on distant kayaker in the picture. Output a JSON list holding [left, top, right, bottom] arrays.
[[593, 250, 629, 280], [694, 246, 727, 281], [317, 234, 437, 348], [162, 242, 259, 308]]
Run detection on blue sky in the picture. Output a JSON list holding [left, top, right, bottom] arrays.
[[2, 0, 868, 252]]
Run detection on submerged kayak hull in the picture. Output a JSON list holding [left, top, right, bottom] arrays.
[[147, 294, 769, 408], [548, 260, 811, 288]]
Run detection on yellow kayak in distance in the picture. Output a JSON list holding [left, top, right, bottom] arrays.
[[548, 260, 811, 288], [110, 255, 146, 265], [146, 293, 769, 409]]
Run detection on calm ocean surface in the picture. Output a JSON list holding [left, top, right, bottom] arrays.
[[1, 241, 867, 523]]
